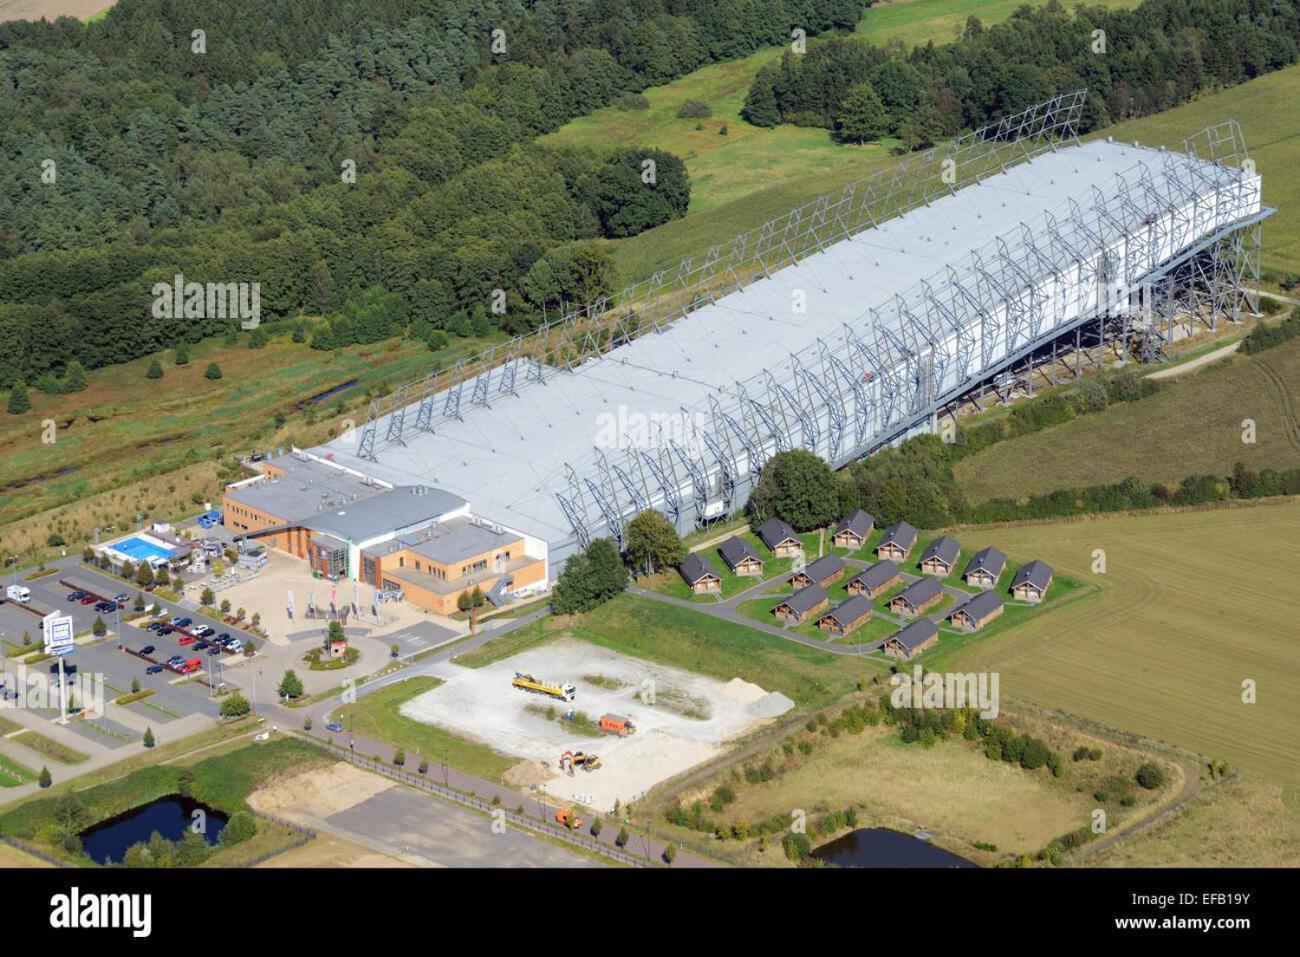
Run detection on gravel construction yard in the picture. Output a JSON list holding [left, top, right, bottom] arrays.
[[401, 638, 794, 813]]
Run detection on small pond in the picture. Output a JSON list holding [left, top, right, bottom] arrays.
[[812, 828, 976, 868], [79, 795, 228, 864]]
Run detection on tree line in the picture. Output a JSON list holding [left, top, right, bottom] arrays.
[[743, 0, 1299, 148], [0, 0, 864, 387]]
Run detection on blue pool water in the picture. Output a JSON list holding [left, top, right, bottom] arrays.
[[113, 537, 176, 562]]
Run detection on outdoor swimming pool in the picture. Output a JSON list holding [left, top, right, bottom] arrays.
[[110, 537, 176, 563]]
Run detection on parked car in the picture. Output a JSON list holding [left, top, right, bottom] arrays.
[[178, 635, 196, 646], [192, 625, 214, 639], [139, 645, 155, 656], [325, 722, 344, 733], [217, 633, 231, 642], [146, 622, 163, 632], [80, 595, 98, 605], [207, 645, 222, 655], [145, 664, 165, 675], [195, 640, 210, 650], [226, 639, 244, 653], [166, 656, 184, 667], [114, 593, 130, 603], [170, 616, 192, 628], [157, 626, 174, 636], [67, 590, 86, 601]]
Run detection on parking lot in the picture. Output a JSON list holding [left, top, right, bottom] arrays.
[[2, 565, 267, 729]]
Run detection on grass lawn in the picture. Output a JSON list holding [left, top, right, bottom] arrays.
[[330, 676, 515, 780], [954, 338, 1300, 503], [0, 735, 329, 865], [0, 753, 37, 787], [560, 593, 880, 708], [9, 730, 88, 765], [952, 499, 1300, 786]]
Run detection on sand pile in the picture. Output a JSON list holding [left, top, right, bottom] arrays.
[[720, 677, 766, 704], [748, 691, 795, 718]]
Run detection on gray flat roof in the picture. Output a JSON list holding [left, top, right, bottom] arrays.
[[226, 457, 388, 524], [369, 516, 516, 566], [301, 485, 466, 543]]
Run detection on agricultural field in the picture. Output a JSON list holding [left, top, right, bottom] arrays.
[[1087, 775, 1300, 868], [854, 0, 1140, 49], [0, 0, 112, 24], [951, 499, 1300, 786], [954, 337, 1300, 503]]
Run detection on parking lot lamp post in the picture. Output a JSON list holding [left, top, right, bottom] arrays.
[[443, 747, 448, 789]]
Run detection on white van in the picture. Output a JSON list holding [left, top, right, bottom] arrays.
[[5, 585, 30, 603]]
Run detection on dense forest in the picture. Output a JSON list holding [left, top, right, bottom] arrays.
[[743, 0, 1300, 147], [0, 0, 865, 388]]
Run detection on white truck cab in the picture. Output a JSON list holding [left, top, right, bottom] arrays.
[[5, 585, 31, 603]]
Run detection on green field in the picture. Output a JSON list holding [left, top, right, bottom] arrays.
[[607, 56, 1300, 288], [539, 0, 1144, 283], [330, 676, 515, 779], [951, 499, 1300, 786], [955, 337, 1300, 503], [0, 736, 327, 865], [561, 593, 878, 708], [855, 0, 1138, 47]]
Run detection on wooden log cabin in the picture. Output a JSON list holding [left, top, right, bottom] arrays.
[[773, 584, 829, 624], [817, 595, 874, 637], [846, 560, 901, 599], [790, 554, 845, 590], [887, 577, 944, 617]]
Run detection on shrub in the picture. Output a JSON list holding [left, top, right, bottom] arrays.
[[782, 832, 812, 861], [615, 92, 650, 111], [220, 811, 257, 846], [675, 98, 711, 118], [1136, 763, 1165, 790]]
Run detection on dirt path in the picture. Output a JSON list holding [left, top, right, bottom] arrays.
[[1147, 341, 1239, 380]]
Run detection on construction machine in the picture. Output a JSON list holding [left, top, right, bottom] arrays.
[[556, 808, 583, 830], [559, 750, 602, 774]]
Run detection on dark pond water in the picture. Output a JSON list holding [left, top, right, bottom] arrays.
[[79, 795, 228, 864], [812, 828, 976, 868]]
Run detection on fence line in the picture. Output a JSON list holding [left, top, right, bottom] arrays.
[[322, 741, 649, 867]]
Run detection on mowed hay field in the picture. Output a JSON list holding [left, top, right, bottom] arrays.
[[854, 0, 1138, 48], [0, 0, 112, 23], [951, 500, 1300, 785], [955, 338, 1300, 502]]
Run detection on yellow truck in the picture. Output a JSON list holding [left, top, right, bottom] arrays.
[[512, 671, 576, 702]]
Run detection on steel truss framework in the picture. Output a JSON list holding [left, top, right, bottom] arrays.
[[355, 91, 1088, 462], [553, 123, 1270, 550], [348, 93, 1269, 556]]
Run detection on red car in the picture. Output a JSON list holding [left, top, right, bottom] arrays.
[[178, 635, 196, 646], [80, 595, 97, 605]]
